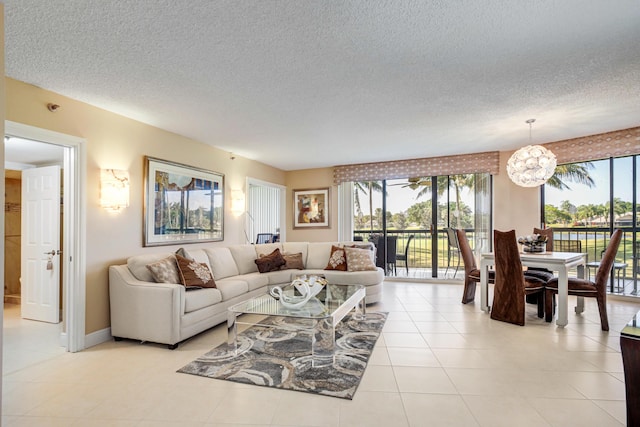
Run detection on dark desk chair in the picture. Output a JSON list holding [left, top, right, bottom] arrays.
[[396, 235, 414, 275], [256, 233, 274, 244]]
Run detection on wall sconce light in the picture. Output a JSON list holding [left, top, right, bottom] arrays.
[[100, 169, 130, 211], [231, 189, 245, 216]]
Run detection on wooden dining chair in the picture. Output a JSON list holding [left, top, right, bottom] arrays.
[[457, 229, 494, 304], [523, 227, 555, 276], [490, 230, 546, 325], [544, 229, 622, 331], [524, 227, 555, 305]]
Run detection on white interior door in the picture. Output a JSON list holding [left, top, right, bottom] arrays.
[[21, 165, 61, 323]]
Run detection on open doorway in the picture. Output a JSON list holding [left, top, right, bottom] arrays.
[[3, 136, 65, 372], [3, 121, 86, 359]]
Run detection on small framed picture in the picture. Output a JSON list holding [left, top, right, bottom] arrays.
[[293, 188, 330, 229]]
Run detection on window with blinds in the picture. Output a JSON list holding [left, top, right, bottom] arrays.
[[247, 183, 282, 244]]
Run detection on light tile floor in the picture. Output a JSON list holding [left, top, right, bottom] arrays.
[[3, 281, 639, 426]]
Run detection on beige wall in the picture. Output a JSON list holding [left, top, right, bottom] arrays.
[[5, 78, 285, 334], [493, 151, 541, 237], [285, 167, 339, 242]]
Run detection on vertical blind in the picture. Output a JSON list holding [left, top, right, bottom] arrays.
[[247, 184, 281, 243]]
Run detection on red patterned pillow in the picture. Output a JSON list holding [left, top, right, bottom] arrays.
[[255, 248, 286, 273], [175, 254, 216, 288], [324, 245, 347, 271]]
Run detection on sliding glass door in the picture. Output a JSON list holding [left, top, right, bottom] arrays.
[[352, 173, 491, 279]]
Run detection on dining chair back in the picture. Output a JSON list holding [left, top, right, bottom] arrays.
[[554, 240, 582, 252], [491, 229, 545, 325], [457, 229, 494, 304], [395, 235, 414, 275], [445, 228, 461, 277], [533, 227, 554, 251], [525, 227, 556, 283], [544, 229, 622, 331]]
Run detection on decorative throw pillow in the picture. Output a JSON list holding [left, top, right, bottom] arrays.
[[175, 247, 194, 261], [146, 256, 181, 283], [255, 248, 286, 273], [281, 252, 305, 270], [344, 247, 377, 272], [175, 254, 216, 288], [325, 245, 347, 271]]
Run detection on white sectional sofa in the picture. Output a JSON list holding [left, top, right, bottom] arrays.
[[108, 241, 384, 349]]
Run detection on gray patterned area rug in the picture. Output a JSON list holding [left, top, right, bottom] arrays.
[[177, 311, 387, 399]]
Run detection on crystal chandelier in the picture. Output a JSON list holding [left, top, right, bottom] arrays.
[[506, 119, 557, 187]]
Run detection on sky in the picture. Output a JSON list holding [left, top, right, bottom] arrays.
[[545, 158, 634, 208]]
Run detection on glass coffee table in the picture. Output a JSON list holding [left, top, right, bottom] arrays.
[[227, 283, 366, 367]]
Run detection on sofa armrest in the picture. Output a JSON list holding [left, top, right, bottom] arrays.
[[109, 265, 184, 345]]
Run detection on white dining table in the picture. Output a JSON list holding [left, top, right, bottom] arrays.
[[479, 251, 587, 327]]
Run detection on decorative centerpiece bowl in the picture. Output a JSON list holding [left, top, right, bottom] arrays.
[[517, 233, 548, 253], [269, 275, 327, 309]]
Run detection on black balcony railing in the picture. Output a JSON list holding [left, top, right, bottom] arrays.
[[354, 226, 640, 296]]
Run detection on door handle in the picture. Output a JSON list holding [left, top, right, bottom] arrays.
[[43, 250, 62, 256]]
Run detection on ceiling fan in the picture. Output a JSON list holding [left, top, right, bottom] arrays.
[[389, 177, 431, 190]]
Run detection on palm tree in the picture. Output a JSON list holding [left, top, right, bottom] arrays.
[[546, 163, 595, 190], [353, 181, 384, 232]]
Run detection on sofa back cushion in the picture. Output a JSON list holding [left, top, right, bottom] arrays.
[[306, 242, 335, 269], [128, 253, 173, 282], [205, 247, 240, 279], [229, 244, 259, 275]]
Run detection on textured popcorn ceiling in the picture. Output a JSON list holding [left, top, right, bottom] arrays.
[[4, 1, 640, 170]]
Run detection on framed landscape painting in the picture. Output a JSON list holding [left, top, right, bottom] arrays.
[[144, 156, 224, 246], [293, 188, 330, 228]]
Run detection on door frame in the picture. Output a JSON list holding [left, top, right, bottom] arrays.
[[4, 121, 86, 352]]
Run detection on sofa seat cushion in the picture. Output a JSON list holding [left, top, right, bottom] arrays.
[[263, 269, 295, 285], [205, 248, 239, 279], [184, 288, 222, 313], [319, 269, 385, 286], [215, 278, 250, 301], [229, 245, 260, 275], [236, 272, 270, 291]]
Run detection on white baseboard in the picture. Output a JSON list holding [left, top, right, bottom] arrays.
[[59, 332, 67, 348], [84, 327, 112, 349]]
